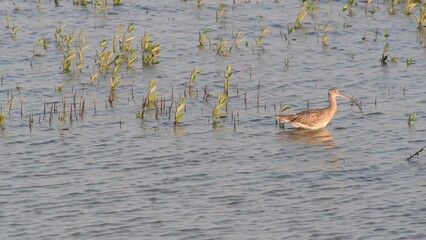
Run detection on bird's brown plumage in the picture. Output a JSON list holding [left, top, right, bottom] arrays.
[[275, 88, 362, 129]]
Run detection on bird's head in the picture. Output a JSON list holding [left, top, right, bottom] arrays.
[[328, 88, 363, 113]]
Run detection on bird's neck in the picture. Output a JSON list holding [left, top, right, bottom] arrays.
[[328, 95, 337, 113]]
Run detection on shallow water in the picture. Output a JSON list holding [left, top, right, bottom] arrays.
[[1, 1, 426, 239]]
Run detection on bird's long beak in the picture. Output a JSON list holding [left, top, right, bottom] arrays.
[[339, 92, 363, 114]]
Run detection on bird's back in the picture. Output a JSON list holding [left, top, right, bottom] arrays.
[[276, 107, 334, 129]]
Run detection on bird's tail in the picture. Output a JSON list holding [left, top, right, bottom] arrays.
[[275, 114, 295, 123]]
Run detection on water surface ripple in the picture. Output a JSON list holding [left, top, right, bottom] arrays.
[[1, 1, 426, 239]]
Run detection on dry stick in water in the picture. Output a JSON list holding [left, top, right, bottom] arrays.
[[8, 95, 13, 116], [168, 102, 173, 121], [49, 104, 53, 125], [131, 87, 134, 101], [79, 95, 85, 118], [244, 90, 247, 110], [20, 94, 23, 117], [93, 88, 97, 114], [407, 146, 426, 162], [28, 113, 32, 132], [63, 89, 66, 117], [155, 102, 159, 120], [256, 79, 261, 110], [70, 105, 73, 123], [43, 99, 46, 119], [203, 85, 208, 101], [73, 88, 77, 117], [233, 112, 236, 131]]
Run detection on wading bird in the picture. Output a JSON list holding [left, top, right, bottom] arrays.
[[275, 88, 362, 130]]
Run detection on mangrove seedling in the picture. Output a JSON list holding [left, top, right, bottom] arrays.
[[55, 85, 63, 93], [322, 24, 330, 46], [284, 57, 290, 69], [89, 67, 99, 82], [343, 0, 355, 16], [197, 0, 203, 7], [174, 96, 185, 125], [384, 28, 390, 38], [59, 111, 66, 123], [212, 92, 227, 122], [280, 104, 291, 113], [54, 24, 63, 44], [146, 79, 158, 106], [213, 37, 230, 56], [198, 30, 207, 48], [108, 75, 121, 104], [408, 112, 416, 127], [293, 3, 308, 28], [10, 23, 21, 39], [5, 10, 10, 29], [387, 0, 397, 15], [135, 100, 147, 119], [33, 37, 49, 57], [38, 37, 48, 49], [254, 26, 271, 47], [0, 112, 5, 125], [223, 65, 232, 96], [405, 0, 418, 15], [380, 42, 390, 65], [365, 0, 372, 13], [229, 31, 245, 52], [136, 80, 157, 119], [189, 66, 200, 93], [76, 45, 88, 72], [305, 0, 319, 15], [141, 32, 160, 65], [62, 50, 76, 73], [218, 0, 225, 16], [415, 6, 426, 30], [197, 29, 214, 48]]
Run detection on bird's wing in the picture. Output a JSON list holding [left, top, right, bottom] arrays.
[[290, 109, 329, 125]]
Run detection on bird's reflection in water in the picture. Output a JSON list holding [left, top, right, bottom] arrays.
[[280, 128, 335, 148], [280, 128, 345, 164]]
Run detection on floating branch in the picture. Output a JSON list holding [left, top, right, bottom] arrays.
[[407, 146, 425, 162]]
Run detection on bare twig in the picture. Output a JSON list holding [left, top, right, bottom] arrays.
[[407, 146, 426, 162]]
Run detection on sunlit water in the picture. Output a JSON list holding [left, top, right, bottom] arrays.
[[1, 1, 426, 239]]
